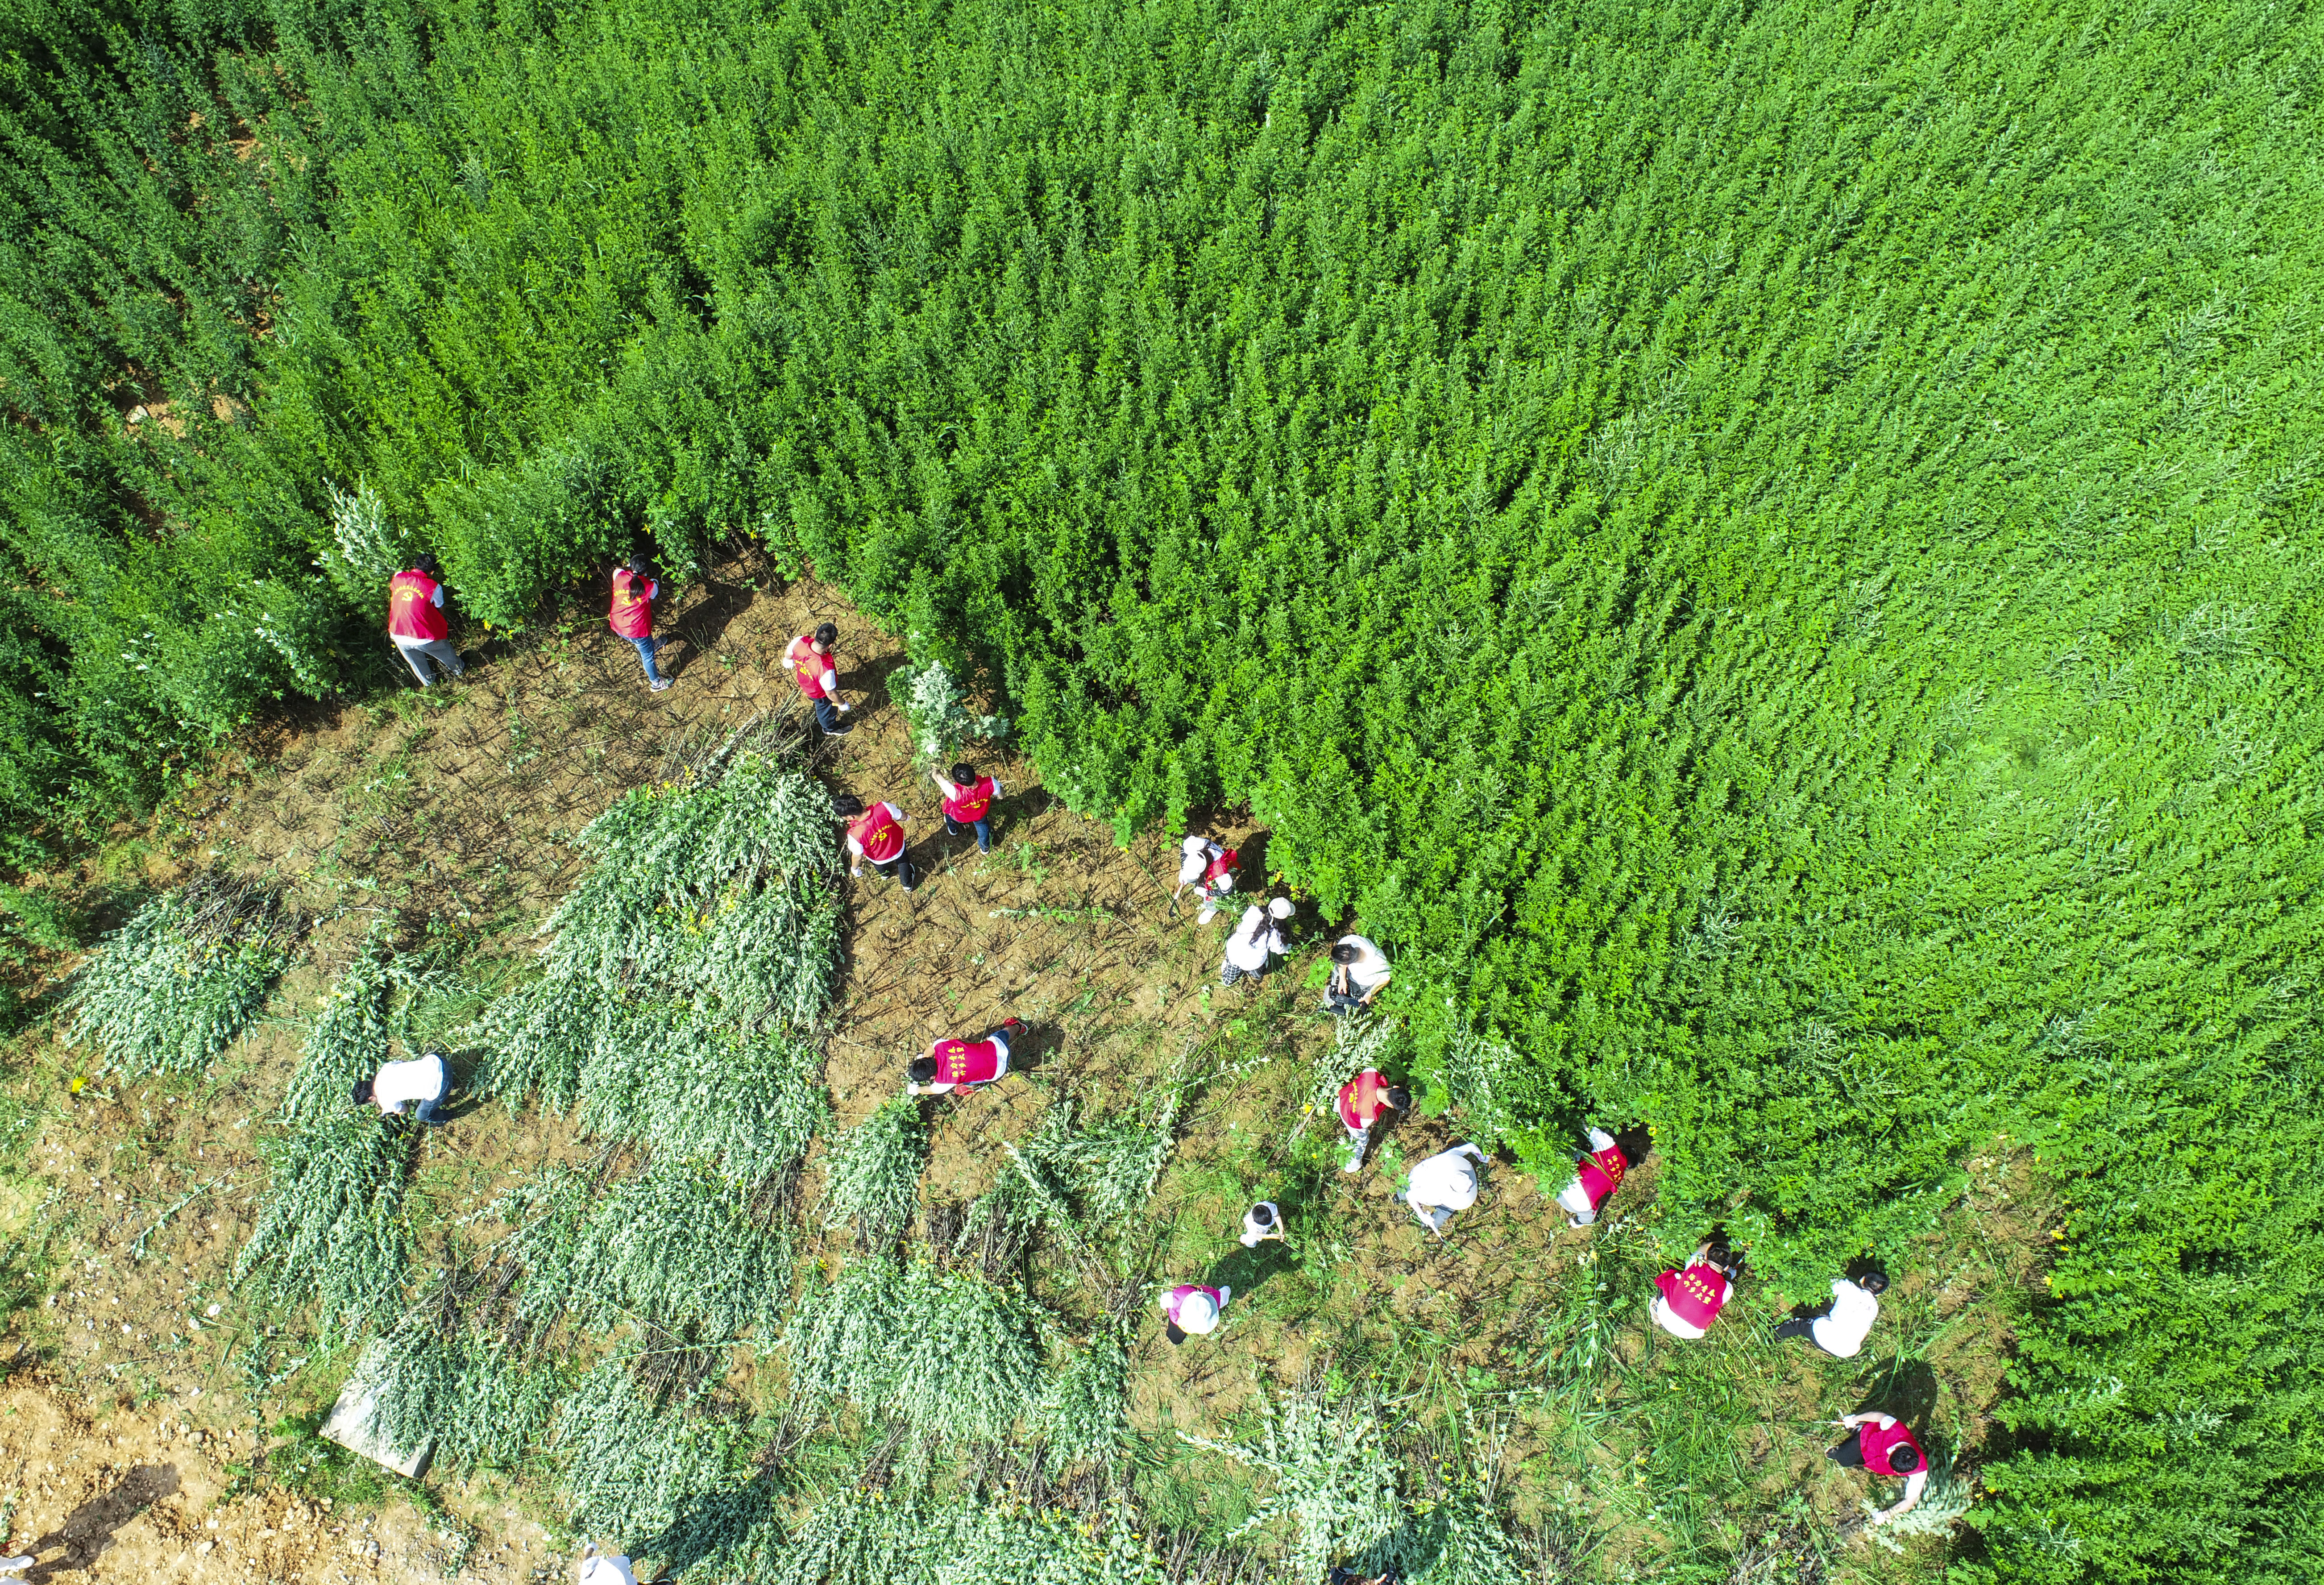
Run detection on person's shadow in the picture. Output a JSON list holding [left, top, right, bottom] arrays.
[[1851, 1357, 1940, 1429], [20, 1464, 178, 1581]]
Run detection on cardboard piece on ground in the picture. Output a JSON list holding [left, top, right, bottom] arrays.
[[320, 1344, 433, 1478]]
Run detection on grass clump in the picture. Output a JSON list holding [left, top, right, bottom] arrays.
[[817, 1096, 926, 1248], [236, 1112, 414, 1349], [62, 875, 297, 1076]]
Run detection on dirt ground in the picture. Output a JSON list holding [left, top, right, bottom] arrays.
[[0, 557, 2058, 1582]]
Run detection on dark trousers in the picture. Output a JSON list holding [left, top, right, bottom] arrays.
[[945, 813, 993, 852], [1827, 1436, 1866, 1468], [870, 851, 918, 891], [811, 696, 842, 731]]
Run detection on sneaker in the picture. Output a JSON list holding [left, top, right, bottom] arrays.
[[823, 722, 854, 736], [650, 679, 672, 692]]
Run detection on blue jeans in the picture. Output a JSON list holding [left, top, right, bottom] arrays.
[[412, 1093, 446, 1125], [627, 635, 663, 683], [945, 813, 992, 852], [811, 696, 842, 731]]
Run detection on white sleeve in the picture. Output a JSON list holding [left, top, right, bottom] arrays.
[[846, 833, 864, 859], [1586, 1128, 1617, 1151], [881, 802, 903, 822], [431, 584, 444, 607], [933, 776, 959, 799], [991, 778, 1003, 798]]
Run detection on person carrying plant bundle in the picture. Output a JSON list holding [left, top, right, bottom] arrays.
[[835, 793, 916, 891], [1221, 897, 1294, 988], [1651, 1241, 1742, 1339], [577, 1544, 638, 1585], [1553, 1125, 1648, 1228], [1336, 1068, 1411, 1173], [932, 761, 1003, 853], [353, 1050, 450, 1126], [905, 1018, 1025, 1096], [1240, 1200, 1286, 1246], [1159, 1281, 1231, 1344], [784, 621, 851, 734], [1827, 1411, 1931, 1526], [386, 554, 465, 686], [1395, 1141, 1489, 1236], [1775, 1266, 1888, 1358], [1322, 933, 1392, 1014], [608, 556, 671, 692], [1175, 835, 1239, 924]]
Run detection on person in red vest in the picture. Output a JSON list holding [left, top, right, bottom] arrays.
[[834, 793, 916, 891], [1175, 836, 1239, 924], [386, 554, 465, 686], [904, 1018, 1025, 1096], [783, 622, 851, 735], [932, 761, 1002, 854], [1158, 1281, 1230, 1344], [608, 557, 671, 692], [1651, 1240, 1743, 1339], [1553, 1125, 1649, 1228], [1335, 1067, 1410, 1174], [1828, 1411, 1932, 1526]]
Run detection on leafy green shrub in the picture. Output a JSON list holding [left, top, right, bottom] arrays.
[[569, 1159, 793, 1344], [785, 1256, 1047, 1451], [888, 659, 1009, 770], [556, 1353, 750, 1543], [576, 1002, 826, 1182], [363, 1318, 564, 1472], [471, 975, 613, 1115], [817, 1097, 926, 1248], [236, 1113, 413, 1349], [1038, 1333, 1130, 1473], [63, 878, 297, 1076]]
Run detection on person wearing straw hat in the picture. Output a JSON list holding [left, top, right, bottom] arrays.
[[1220, 897, 1294, 988], [1160, 1282, 1231, 1344], [1240, 1201, 1286, 1247], [1175, 835, 1240, 924], [1394, 1141, 1489, 1235]]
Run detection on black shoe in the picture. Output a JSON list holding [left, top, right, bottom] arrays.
[[822, 722, 853, 736]]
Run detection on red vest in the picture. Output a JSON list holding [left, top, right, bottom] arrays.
[[387, 569, 447, 642], [791, 637, 831, 698], [851, 805, 905, 864], [943, 776, 996, 823], [931, 1037, 1001, 1086], [608, 569, 655, 638], [1577, 1142, 1628, 1211], [1336, 1069, 1391, 1130], [1860, 1420, 1927, 1477], [1204, 847, 1238, 886], [1654, 1263, 1730, 1329], [1165, 1284, 1224, 1322]]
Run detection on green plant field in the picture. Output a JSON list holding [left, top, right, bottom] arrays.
[[0, 0, 2319, 1579]]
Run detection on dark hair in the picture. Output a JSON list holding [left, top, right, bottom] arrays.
[[907, 1056, 938, 1083], [950, 762, 976, 786], [1613, 1124, 1654, 1165], [1242, 906, 1272, 946], [1385, 1086, 1411, 1110], [626, 555, 652, 578], [813, 621, 839, 647], [1330, 943, 1360, 964], [1888, 1443, 1921, 1473], [1857, 1270, 1890, 1296], [1249, 1202, 1275, 1225], [350, 1079, 374, 1105], [832, 793, 864, 817], [413, 553, 440, 577]]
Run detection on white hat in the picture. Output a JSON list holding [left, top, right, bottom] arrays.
[[1181, 835, 1210, 856], [1267, 896, 1294, 919], [1175, 1290, 1219, 1333]]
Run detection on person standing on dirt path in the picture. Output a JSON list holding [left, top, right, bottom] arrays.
[[1221, 897, 1293, 988], [1160, 1281, 1231, 1344], [1827, 1411, 1931, 1526], [387, 554, 465, 686], [577, 1543, 638, 1585], [835, 793, 917, 891], [1554, 1126, 1647, 1228], [1322, 933, 1391, 1015], [1395, 1141, 1489, 1235], [784, 622, 852, 734], [1336, 1069, 1410, 1174], [1176, 836, 1239, 924], [609, 557, 672, 693], [905, 1018, 1025, 1096], [1651, 1241, 1742, 1339], [1241, 1201, 1286, 1246], [933, 761, 1002, 854], [353, 1050, 450, 1126], [1776, 1267, 1888, 1358]]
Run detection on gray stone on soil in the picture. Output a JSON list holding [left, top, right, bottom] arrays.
[[320, 1344, 434, 1478]]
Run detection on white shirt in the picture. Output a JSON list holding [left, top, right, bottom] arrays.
[[578, 1556, 637, 1585], [1224, 907, 1286, 971], [1178, 837, 1222, 885], [370, 1054, 447, 1114], [1240, 1202, 1281, 1247], [1408, 1143, 1486, 1211], [1813, 1279, 1881, 1358], [845, 803, 905, 861], [1335, 934, 1391, 991]]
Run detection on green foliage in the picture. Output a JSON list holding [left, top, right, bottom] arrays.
[[569, 1158, 793, 1344], [471, 974, 611, 1116], [62, 877, 296, 1076], [888, 659, 1009, 770], [556, 1353, 750, 1543], [771, 1489, 1166, 1585], [817, 1097, 926, 1248], [363, 1319, 564, 1473], [236, 1112, 413, 1350], [281, 924, 453, 1125], [786, 1256, 1047, 1452], [576, 1003, 826, 1182], [1038, 1333, 1130, 1473], [1180, 1389, 1401, 1581]]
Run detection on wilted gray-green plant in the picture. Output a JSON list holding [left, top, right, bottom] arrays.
[[888, 657, 1010, 769], [1038, 1331, 1130, 1472], [236, 1112, 413, 1349], [556, 1351, 750, 1544], [577, 1002, 826, 1181], [772, 1489, 1165, 1585], [818, 1096, 926, 1247], [364, 1316, 564, 1472], [63, 877, 297, 1076], [470, 974, 614, 1114], [1179, 1386, 1402, 1580], [280, 924, 457, 1125], [569, 1158, 793, 1343]]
